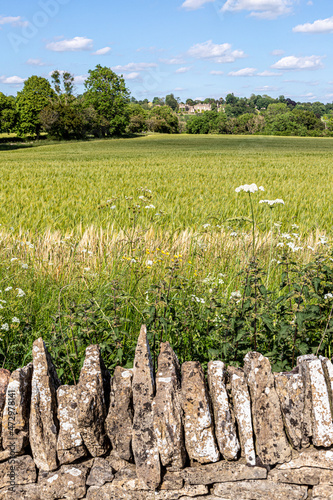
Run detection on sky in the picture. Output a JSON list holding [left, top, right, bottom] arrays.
[[0, 0, 333, 103]]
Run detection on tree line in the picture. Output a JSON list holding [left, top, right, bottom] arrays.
[[0, 65, 333, 140]]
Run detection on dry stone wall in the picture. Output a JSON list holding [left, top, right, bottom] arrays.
[[1, 325, 333, 499]]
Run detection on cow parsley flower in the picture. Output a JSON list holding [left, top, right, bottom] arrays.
[[235, 183, 264, 193], [4, 287, 12, 292], [145, 204, 155, 209], [12, 317, 20, 323], [16, 288, 26, 297], [324, 293, 333, 300], [259, 199, 285, 206], [1, 323, 9, 331], [21, 263, 28, 269]]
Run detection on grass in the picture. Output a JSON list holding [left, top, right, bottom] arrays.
[[1, 134, 333, 379]]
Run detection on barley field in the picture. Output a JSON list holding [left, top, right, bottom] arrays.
[[1, 134, 333, 379]]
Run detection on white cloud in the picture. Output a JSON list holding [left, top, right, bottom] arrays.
[[221, 0, 295, 19], [271, 49, 284, 56], [112, 62, 157, 72], [210, 70, 224, 74], [181, 0, 215, 10], [26, 58, 48, 66], [0, 75, 25, 84], [257, 70, 281, 76], [175, 66, 191, 73], [46, 36, 93, 52], [271, 55, 324, 70], [124, 72, 140, 80], [0, 16, 28, 27], [255, 85, 279, 91], [174, 87, 185, 91], [188, 40, 246, 63], [228, 67, 257, 76], [92, 46, 111, 55], [74, 75, 87, 84], [160, 57, 186, 64], [293, 17, 333, 34]]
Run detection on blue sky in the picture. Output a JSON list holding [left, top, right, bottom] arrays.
[[1, 0, 333, 102]]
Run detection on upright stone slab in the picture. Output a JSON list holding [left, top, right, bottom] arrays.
[[243, 352, 291, 465], [153, 342, 186, 468], [320, 356, 333, 416], [77, 345, 111, 457], [132, 325, 161, 489], [29, 338, 60, 471], [1, 364, 32, 460], [308, 358, 333, 447], [297, 353, 317, 447], [105, 366, 133, 461], [57, 384, 87, 464], [274, 367, 304, 450], [207, 361, 240, 460], [228, 366, 255, 466], [0, 369, 10, 451], [181, 361, 219, 464]]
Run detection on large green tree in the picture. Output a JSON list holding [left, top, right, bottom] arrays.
[[16, 76, 54, 138], [0, 93, 17, 133], [84, 65, 130, 136]]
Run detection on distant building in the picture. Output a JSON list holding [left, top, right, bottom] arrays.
[[179, 102, 221, 114]]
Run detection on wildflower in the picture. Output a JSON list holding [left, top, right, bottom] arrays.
[[0, 304, 3, 309], [324, 293, 333, 300], [291, 224, 299, 229], [84, 267, 90, 272], [230, 231, 238, 237], [145, 204, 155, 209], [4, 287, 12, 292], [88, 251, 93, 256], [21, 263, 28, 269], [203, 223, 210, 229], [146, 260, 153, 266], [191, 295, 205, 304], [10, 258, 18, 262], [281, 233, 291, 239], [16, 288, 26, 297], [259, 199, 284, 206], [131, 258, 137, 263], [277, 242, 284, 247], [274, 222, 282, 227], [12, 317, 20, 324], [319, 236, 328, 245], [1, 323, 9, 331], [138, 196, 145, 200], [0, 300, 6, 303], [230, 291, 242, 299], [235, 183, 263, 193], [110, 205, 116, 209]]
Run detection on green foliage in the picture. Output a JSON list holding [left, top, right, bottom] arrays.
[[147, 106, 179, 133], [16, 76, 55, 137], [165, 93, 179, 112], [0, 93, 17, 133], [84, 65, 130, 136]]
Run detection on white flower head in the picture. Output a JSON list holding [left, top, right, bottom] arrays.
[[21, 263, 28, 269], [235, 183, 261, 193], [16, 288, 26, 297], [1, 323, 9, 331], [145, 204, 155, 209], [83, 267, 90, 272], [110, 205, 116, 210], [12, 317, 20, 323], [5, 287, 13, 292], [259, 199, 284, 206], [203, 223, 210, 229], [230, 290, 242, 299], [146, 260, 153, 266], [10, 258, 18, 262], [324, 293, 333, 300]]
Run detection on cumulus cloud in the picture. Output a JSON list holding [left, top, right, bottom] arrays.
[[160, 57, 186, 64], [257, 70, 281, 76], [271, 55, 324, 70], [175, 66, 191, 73], [293, 17, 333, 34], [221, 0, 295, 19], [0, 15, 28, 27], [124, 72, 140, 80], [255, 85, 279, 91], [46, 36, 93, 52], [271, 49, 284, 56], [112, 62, 157, 72], [0, 75, 25, 84], [26, 58, 48, 66], [181, 0, 215, 10], [210, 70, 224, 74], [228, 67, 257, 76], [92, 46, 111, 55], [74, 75, 87, 84], [188, 40, 246, 63]]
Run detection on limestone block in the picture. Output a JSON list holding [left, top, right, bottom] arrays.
[[228, 366, 256, 466], [297, 353, 317, 447], [86, 485, 154, 500], [0, 483, 40, 500], [38, 464, 88, 499], [1, 364, 32, 460], [207, 361, 240, 461], [111, 463, 150, 490], [212, 480, 308, 499], [153, 342, 186, 468], [105, 366, 133, 461], [181, 361, 219, 464], [0, 369, 11, 450], [274, 367, 304, 449], [160, 470, 184, 490], [106, 452, 131, 471], [0, 455, 36, 489], [181, 460, 267, 484], [154, 485, 209, 499], [86, 457, 114, 486], [29, 338, 60, 471], [269, 466, 333, 485], [77, 345, 111, 457], [278, 447, 333, 470], [320, 356, 333, 417], [243, 351, 291, 465], [132, 325, 161, 489], [57, 384, 87, 465], [308, 358, 333, 447], [312, 485, 333, 499]]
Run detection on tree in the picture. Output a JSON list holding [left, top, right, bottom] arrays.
[[51, 70, 75, 101], [165, 94, 179, 112], [0, 93, 17, 133], [16, 76, 54, 138], [147, 106, 179, 133], [84, 65, 130, 136], [127, 103, 147, 133]]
